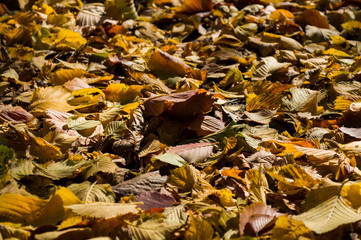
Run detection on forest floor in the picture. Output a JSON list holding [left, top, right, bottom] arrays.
[[1, 0, 361, 239]]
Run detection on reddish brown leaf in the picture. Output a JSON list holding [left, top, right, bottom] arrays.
[[239, 202, 281, 237], [143, 89, 217, 121], [135, 191, 176, 210], [0, 105, 33, 124]]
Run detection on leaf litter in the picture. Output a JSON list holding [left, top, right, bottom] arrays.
[[0, 0, 361, 239]]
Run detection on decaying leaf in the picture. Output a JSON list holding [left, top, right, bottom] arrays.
[[2, 0, 361, 238]]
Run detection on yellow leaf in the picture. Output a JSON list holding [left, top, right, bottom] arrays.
[[103, 83, 142, 103], [246, 167, 269, 203], [269, 9, 295, 20], [184, 212, 214, 240], [215, 188, 236, 207], [66, 202, 138, 219], [246, 93, 283, 112], [53, 29, 87, 51], [121, 102, 140, 114], [29, 136, 62, 162], [342, 20, 361, 33], [29, 86, 75, 116], [167, 164, 199, 193], [0, 187, 81, 227], [323, 48, 351, 58], [272, 215, 315, 240], [67, 88, 105, 106], [266, 164, 319, 192], [58, 216, 84, 230], [0, 222, 32, 240], [333, 97, 352, 111], [341, 182, 361, 208], [50, 68, 86, 85]]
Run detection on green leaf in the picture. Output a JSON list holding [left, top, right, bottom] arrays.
[[0, 145, 15, 177], [152, 153, 187, 167]]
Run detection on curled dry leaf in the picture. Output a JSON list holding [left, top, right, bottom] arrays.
[[0, 105, 33, 124], [239, 202, 281, 237]]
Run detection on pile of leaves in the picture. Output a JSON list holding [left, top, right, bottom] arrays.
[[1, 0, 361, 239]]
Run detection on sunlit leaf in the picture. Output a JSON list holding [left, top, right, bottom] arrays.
[[103, 83, 142, 104], [67, 202, 138, 219], [68, 181, 115, 203], [176, 0, 213, 15], [53, 29, 87, 51], [29, 86, 74, 116], [184, 212, 213, 240], [271, 215, 315, 240], [294, 195, 361, 234], [0, 187, 80, 227], [239, 202, 280, 237], [251, 57, 290, 81], [50, 68, 86, 85], [167, 165, 199, 193]]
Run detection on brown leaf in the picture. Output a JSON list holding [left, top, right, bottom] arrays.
[[0, 105, 33, 124], [135, 191, 176, 210], [239, 203, 281, 237], [296, 10, 329, 29], [176, 0, 213, 15], [143, 89, 217, 121]]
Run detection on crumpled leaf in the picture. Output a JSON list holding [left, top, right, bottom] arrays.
[[282, 88, 324, 115], [167, 164, 199, 193], [0, 105, 33, 124], [184, 212, 213, 240], [239, 202, 281, 237], [105, 0, 138, 21]]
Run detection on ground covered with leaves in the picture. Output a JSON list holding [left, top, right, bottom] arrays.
[[1, 0, 361, 239]]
